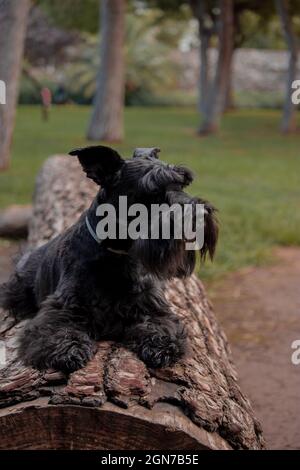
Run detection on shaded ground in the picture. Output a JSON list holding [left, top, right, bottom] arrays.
[[0, 242, 299, 449], [0, 242, 20, 284], [208, 247, 300, 450]]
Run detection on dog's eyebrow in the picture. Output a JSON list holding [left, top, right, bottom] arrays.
[[132, 148, 161, 159]]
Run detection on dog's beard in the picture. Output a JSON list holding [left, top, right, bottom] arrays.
[[130, 203, 218, 279], [131, 238, 196, 279]]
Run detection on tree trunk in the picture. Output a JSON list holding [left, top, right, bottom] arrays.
[[189, 0, 212, 116], [196, 1, 210, 115], [0, 0, 30, 171], [276, 0, 298, 134], [199, 26, 210, 115], [199, 0, 234, 135], [0, 155, 265, 450], [223, 48, 235, 113], [87, 0, 125, 142]]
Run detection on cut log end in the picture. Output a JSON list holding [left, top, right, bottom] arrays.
[[0, 205, 32, 239], [0, 400, 232, 451]]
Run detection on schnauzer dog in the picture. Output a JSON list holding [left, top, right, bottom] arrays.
[[0, 146, 218, 372]]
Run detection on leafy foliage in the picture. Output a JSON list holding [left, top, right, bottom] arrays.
[[36, 0, 100, 33], [65, 10, 186, 105], [146, 0, 300, 49]]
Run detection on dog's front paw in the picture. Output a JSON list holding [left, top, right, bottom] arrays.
[[129, 325, 186, 368], [49, 339, 96, 373], [19, 328, 96, 373], [138, 335, 186, 368], [125, 317, 187, 368]]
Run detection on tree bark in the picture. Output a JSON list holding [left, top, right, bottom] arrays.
[[189, 1, 212, 116], [87, 0, 125, 142], [199, 0, 234, 135], [223, 48, 235, 113], [193, 1, 209, 115], [0, 0, 30, 171], [275, 0, 298, 134], [0, 155, 265, 450], [198, 8, 210, 115]]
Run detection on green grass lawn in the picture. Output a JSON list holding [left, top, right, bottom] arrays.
[[1, 105, 300, 279]]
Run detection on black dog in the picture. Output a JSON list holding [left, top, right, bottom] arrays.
[[0, 146, 218, 372]]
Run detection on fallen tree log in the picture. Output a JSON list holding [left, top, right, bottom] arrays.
[[0, 205, 32, 239], [0, 155, 265, 450]]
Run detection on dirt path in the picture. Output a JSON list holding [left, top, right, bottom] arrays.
[[0, 242, 299, 449], [208, 247, 300, 450]]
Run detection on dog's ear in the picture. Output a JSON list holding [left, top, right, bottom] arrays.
[[69, 145, 124, 186], [200, 202, 219, 261]]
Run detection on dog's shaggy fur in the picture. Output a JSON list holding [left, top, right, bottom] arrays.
[[0, 146, 218, 372]]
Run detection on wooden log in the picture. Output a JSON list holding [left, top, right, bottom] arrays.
[[0, 155, 265, 450], [0, 205, 32, 239]]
